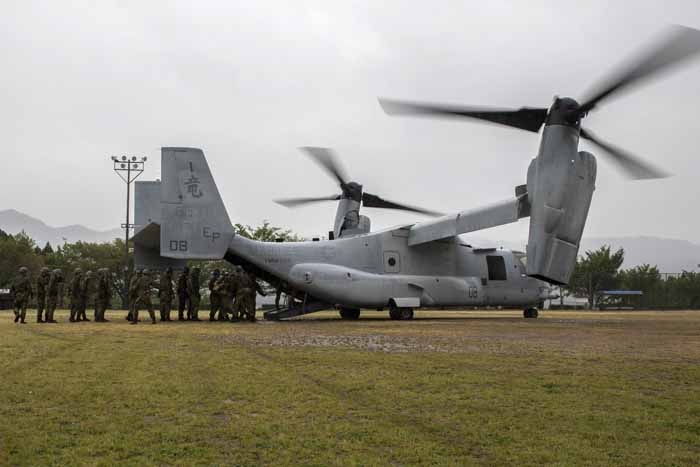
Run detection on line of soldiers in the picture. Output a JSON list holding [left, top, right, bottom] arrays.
[[8, 265, 264, 324], [10, 267, 67, 324], [68, 268, 112, 323], [210, 266, 266, 322], [127, 265, 265, 324]]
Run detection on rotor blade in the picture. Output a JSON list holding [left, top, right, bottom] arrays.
[[580, 128, 669, 180], [379, 98, 548, 133], [580, 25, 700, 112], [298, 147, 348, 186], [274, 194, 341, 208], [362, 192, 444, 217]]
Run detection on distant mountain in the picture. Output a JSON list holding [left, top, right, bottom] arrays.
[[465, 235, 700, 273], [0, 209, 122, 247]]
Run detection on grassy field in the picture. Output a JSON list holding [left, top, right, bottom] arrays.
[[1, 309, 699, 466]]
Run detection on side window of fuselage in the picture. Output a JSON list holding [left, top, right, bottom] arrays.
[[486, 255, 507, 281]]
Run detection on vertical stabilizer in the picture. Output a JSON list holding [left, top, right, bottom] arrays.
[[160, 147, 234, 259]]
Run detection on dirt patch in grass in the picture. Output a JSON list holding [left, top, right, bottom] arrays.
[[207, 310, 700, 362]]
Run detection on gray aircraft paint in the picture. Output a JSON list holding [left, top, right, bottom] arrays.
[[135, 146, 577, 313], [525, 124, 596, 285], [133, 180, 185, 271]]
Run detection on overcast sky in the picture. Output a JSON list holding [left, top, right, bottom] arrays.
[[2, 0, 700, 243]]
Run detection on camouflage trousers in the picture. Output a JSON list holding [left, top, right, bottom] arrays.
[[159, 297, 173, 321], [70, 298, 81, 322], [209, 295, 223, 321], [95, 298, 109, 322], [132, 296, 156, 324], [178, 293, 189, 320], [78, 298, 90, 321], [235, 288, 256, 322], [13, 298, 28, 323], [220, 295, 234, 321], [36, 294, 47, 322], [127, 293, 137, 321], [188, 294, 201, 320], [46, 296, 58, 322]]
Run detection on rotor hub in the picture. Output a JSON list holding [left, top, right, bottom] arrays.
[[545, 97, 582, 128]]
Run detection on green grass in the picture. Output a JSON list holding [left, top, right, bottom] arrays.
[[1, 309, 699, 466]]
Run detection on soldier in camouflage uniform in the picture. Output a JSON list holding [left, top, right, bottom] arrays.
[[177, 267, 190, 321], [215, 270, 230, 321], [246, 271, 265, 322], [10, 267, 33, 324], [95, 268, 111, 322], [231, 267, 248, 321], [187, 267, 202, 321], [45, 269, 63, 323], [127, 269, 142, 321], [214, 270, 236, 321], [131, 269, 157, 325], [36, 267, 50, 323], [234, 269, 265, 322], [158, 267, 174, 322], [208, 269, 221, 321], [69, 268, 83, 322], [78, 270, 93, 322]]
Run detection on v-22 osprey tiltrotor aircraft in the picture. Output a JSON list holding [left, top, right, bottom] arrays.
[[133, 25, 700, 320]]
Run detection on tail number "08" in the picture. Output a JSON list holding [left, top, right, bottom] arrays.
[[169, 240, 188, 252]]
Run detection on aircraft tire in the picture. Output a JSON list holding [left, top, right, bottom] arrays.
[[389, 305, 414, 320], [339, 308, 361, 320], [523, 308, 539, 319], [399, 308, 414, 320]]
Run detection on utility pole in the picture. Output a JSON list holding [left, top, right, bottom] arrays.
[[112, 155, 147, 309]]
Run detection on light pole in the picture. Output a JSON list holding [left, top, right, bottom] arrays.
[[112, 155, 147, 309]]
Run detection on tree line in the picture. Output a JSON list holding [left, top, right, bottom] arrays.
[[566, 245, 700, 309]]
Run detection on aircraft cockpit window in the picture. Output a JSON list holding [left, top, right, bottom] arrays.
[[486, 255, 507, 281]]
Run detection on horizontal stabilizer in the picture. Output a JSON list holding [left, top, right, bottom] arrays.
[[133, 223, 187, 270]]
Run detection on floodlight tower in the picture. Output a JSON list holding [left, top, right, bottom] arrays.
[[111, 155, 147, 308]]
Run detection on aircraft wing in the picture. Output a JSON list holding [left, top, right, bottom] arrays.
[[408, 189, 530, 246]]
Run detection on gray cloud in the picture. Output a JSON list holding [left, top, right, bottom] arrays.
[[2, 0, 699, 243]]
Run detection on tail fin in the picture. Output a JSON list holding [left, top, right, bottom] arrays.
[[160, 147, 234, 259]]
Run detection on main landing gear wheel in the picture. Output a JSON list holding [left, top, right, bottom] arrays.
[[523, 308, 539, 319], [339, 308, 361, 320], [389, 305, 414, 320]]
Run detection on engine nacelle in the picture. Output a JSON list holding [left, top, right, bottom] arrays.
[[526, 148, 596, 285]]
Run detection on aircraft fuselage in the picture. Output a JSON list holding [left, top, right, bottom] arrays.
[[227, 226, 546, 309]]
